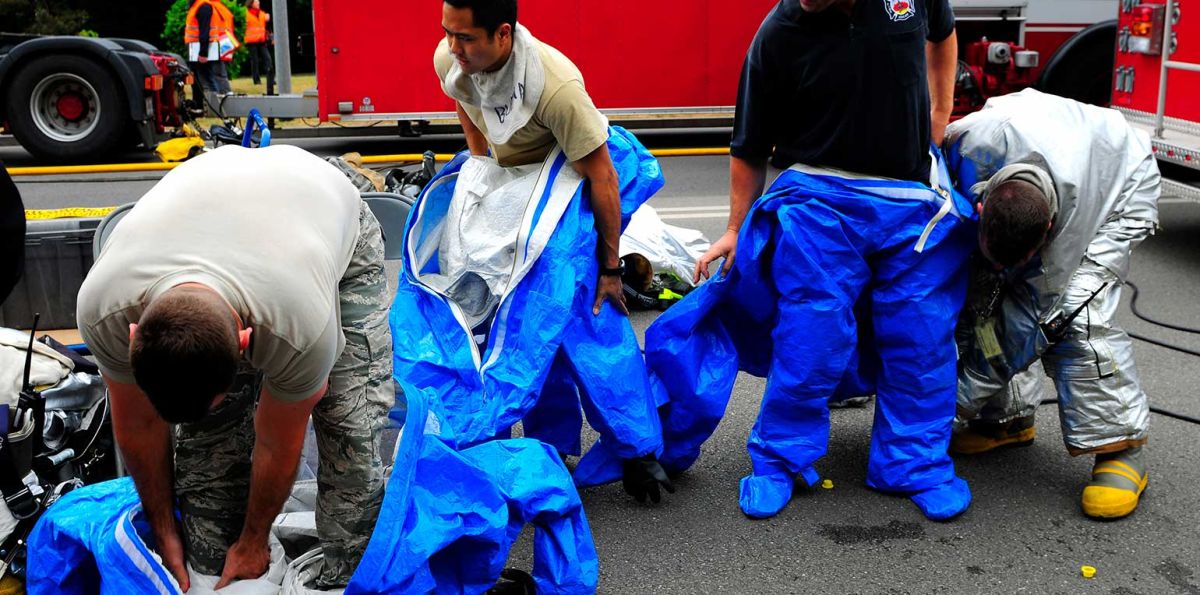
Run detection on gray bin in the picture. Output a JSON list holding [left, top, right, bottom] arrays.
[[0, 218, 101, 330]]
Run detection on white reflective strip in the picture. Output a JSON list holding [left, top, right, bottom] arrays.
[[114, 508, 176, 595], [1025, 26, 1086, 33], [928, 149, 941, 191], [660, 210, 730, 221], [404, 172, 482, 370], [787, 162, 900, 181], [915, 192, 955, 253], [484, 148, 584, 373]]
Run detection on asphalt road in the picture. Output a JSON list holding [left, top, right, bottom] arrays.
[[8, 141, 1200, 594]]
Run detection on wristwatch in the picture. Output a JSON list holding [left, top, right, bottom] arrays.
[[599, 259, 625, 277]]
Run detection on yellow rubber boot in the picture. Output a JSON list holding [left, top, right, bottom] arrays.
[[1082, 446, 1148, 519], [950, 415, 1036, 455]]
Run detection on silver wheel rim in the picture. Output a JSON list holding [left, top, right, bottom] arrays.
[[29, 72, 101, 143]]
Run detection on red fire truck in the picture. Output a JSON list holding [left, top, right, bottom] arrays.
[[297, 0, 1119, 126], [0, 0, 1145, 163], [1110, 0, 1200, 202]]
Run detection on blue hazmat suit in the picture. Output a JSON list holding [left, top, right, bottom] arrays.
[[26, 383, 597, 594], [631, 153, 977, 520], [389, 126, 667, 479]]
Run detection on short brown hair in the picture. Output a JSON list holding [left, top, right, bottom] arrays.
[[130, 289, 240, 424], [980, 179, 1052, 268]]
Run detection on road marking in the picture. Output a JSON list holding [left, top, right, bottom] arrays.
[[660, 209, 729, 221], [655, 205, 730, 213]]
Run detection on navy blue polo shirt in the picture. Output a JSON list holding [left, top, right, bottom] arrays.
[[731, 0, 955, 183]]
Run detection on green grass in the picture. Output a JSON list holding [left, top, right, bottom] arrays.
[[229, 73, 317, 95]]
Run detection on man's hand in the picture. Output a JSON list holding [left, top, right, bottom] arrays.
[[213, 538, 271, 589], [622, 455, 675, 504], [694, 230, 738, 283], [157, 524, 190, 592], [594, 273, 628, 316], [198, 55, 209, 63]]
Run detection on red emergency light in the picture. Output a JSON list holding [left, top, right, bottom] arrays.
[[1128, 3, 1166, 55]]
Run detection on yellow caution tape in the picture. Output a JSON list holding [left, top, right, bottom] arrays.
[[25, 207, 117, 220], [1081, 565, 1097, 579]]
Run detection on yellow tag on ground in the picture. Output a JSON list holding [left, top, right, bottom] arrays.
[[1081, 565, 1097, 579], [821, 479, 834, 489], [976, 318, 1003, 361], [26, 207, 117, 220]]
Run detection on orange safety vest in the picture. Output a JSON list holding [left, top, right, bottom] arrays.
[[245, 9, 269, 44], [184, 0, 236, 47]]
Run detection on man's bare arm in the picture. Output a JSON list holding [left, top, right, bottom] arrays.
[[927, 30, 959, 145], [573, 143, 627, 316], [107, 376, 191, 591], [693, 155, 767, 282], [456, 102, 489, 156]]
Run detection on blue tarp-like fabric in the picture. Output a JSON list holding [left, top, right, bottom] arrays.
[[26, 384, 597, 594], [27, 478, 176, 595], [347, 382, 598, 594], [630, 155, 978, 519], [389, 127, 666, 483]]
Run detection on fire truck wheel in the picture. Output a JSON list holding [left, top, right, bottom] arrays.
[[5, 54, 126, 162], [1037, 20, 1117, 107]]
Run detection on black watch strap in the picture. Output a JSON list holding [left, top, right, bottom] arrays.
[[599, 259, 625, 277]]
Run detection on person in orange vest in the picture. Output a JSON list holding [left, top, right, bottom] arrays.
[[185, 0, 234, 96], [244, 0, 274, 92]]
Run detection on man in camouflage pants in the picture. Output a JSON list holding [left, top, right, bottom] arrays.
[[78, 145, 394, 589]]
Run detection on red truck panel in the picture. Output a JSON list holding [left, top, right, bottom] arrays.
[[1113, 0, 1200, 122], [313, 0, 776, 121]]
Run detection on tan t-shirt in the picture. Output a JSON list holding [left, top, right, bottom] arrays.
[[435, 36, 609, 166], [77, 145, 362, 402]]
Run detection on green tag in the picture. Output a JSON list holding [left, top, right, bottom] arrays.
[[976, 318, 1003, 361]]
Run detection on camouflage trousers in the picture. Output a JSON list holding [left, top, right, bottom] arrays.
[[173, 200, 394, 588]]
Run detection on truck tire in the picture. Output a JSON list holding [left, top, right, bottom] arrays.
[[1036, 20, 1117, 107], [5, 54, 127, 162]]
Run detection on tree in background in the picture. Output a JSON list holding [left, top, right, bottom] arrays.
[[162, 0, 248, 78], [0, 0, 88, 35]]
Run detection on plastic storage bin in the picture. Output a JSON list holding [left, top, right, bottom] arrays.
[[0, 217, 101, 330]]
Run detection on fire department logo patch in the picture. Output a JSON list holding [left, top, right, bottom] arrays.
[[884, 0, 916, 22]]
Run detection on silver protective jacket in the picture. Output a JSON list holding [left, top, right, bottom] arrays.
[[945, 89, 1160, 453]]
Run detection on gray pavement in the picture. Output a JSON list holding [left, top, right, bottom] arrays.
[[9, 147, 1200, 594]]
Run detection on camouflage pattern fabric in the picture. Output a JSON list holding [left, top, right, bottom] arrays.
[[173, 200, 394, 588]]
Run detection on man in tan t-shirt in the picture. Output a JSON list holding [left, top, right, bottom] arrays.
[[77, 145, 393, 590], [434, 0, 674, 503]]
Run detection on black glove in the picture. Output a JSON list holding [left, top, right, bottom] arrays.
[[486, 568, 536, 595], [621, 454, 675, 504]]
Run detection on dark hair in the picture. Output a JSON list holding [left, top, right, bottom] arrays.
[[444, 0, 517, 36], [130, 290, 240, 424], [980, 179, 1052, 268]]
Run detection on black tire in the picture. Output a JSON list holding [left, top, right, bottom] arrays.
[[5, 54, 127, 162], [1036, 20, 1118, 107]]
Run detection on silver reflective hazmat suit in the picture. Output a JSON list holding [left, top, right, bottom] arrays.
[[946, 89, 1160, 454]]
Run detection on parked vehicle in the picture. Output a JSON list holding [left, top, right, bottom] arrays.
[[0, 34, 191, 162]]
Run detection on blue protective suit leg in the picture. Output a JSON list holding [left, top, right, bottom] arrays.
[[832, 297, 878, 402], [563, 296, 663, 462], [865, 209, 974, 520], [522, 352, 584, 457], [740, 200, 872, 519]]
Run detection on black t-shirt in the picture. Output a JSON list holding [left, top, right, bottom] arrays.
[[730, 0, 955, 183]]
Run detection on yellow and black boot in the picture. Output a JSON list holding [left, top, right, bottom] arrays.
[[950, 415, 1036, 455], [1082, 446, 1148, 519]]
